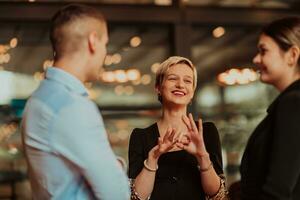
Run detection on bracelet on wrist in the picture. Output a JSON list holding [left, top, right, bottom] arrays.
[[196, 152, 210, 159], [198, 161, 213, 173], [143, 159, 158, 172]]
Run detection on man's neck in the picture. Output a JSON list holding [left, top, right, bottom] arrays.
[[53, 57, 87, 83]]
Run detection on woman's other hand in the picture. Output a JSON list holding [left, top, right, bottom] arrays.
[[177, 113, 209, 157]]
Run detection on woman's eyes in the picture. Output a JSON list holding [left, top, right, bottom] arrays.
[[167, 77, 192, 83], [259, 48, 267, 55]]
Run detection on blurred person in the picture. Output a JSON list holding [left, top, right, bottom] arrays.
[[21, 4, 130, 200], [117, 155, 128, 172], [240, 17, 300, 200], [128, 56, 228, 200]]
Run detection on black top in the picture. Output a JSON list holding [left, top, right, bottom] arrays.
[[240, 79, 300, 200], [128, 122, 223, 200]]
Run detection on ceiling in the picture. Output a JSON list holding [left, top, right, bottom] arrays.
[[0, 0, 299, 7], [0, 21, 259, 80], [0, 0, 299, 106]]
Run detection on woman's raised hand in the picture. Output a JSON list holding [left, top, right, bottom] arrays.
[[149, 127, 177, 159], [177, 113, 209, 157]]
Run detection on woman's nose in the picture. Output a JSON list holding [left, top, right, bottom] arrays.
[[253, 54, 260, 64], [175, 79, 184, 88]]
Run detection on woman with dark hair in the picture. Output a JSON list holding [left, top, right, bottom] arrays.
[[128, 56, 228, 200], [240, 17, 300, 200]]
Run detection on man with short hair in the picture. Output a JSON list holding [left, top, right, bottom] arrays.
[[22, 4, 130, 199]]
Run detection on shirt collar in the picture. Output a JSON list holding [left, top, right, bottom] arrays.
[[45, 67, 88, 96], [267, 79, 300, 113]]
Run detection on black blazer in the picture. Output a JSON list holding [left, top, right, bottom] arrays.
[[128, 122, 223, 200], [240, 79, 300, 200]]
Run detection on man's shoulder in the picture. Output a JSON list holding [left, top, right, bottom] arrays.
[[30, 80, 90, 114]]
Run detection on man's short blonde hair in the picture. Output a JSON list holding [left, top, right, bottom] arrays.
[[50, 4, 106, 60], [155, 56, 198, 90]]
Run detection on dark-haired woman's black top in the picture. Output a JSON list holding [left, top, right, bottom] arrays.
[[240, 79, 300, 200], [128, 122, 223, 200]]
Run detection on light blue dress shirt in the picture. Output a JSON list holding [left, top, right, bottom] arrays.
[[22, 67, 130, 200]]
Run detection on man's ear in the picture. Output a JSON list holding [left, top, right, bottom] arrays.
[[287, 45, 300, 67], [88, 31, 98, 53]]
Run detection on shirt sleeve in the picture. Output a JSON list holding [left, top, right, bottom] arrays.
[[128, 128, 145, 179], [203, 122, 224, 175], [260, 92, 300, 200], [51, 98, 130, 200]]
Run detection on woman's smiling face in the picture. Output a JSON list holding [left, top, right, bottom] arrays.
[[159, 63, 195, 106], [253, 33, 291, 87]]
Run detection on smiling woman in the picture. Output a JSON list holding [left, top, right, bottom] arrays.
[[155, 56, 197, 106], [128, 56, 228, 200], [240, 17, 300, 200]]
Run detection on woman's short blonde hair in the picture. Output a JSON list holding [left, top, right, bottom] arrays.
[[155, 56, 198, 90]]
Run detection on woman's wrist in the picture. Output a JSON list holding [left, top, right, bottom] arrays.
[[197, 161, 213, 173], [143, 159, 158, 172], [196, 151, 210, 160], [149, 148, 161, 160], [196, 152, 211, 169], [145, 152, 159, 172], [147, 153, 159, 166]]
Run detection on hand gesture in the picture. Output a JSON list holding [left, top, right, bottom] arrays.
[[149, 127, 177, 159], [176, 113, 208, 157]]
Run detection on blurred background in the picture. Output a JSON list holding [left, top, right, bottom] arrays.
[[0, 0, 299, 199]]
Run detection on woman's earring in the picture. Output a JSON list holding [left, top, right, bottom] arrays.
[[158, 93, 162, 103]]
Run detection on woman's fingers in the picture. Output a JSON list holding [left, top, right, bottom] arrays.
[[158, 137, 163, 145], [182, 115, 192, 131], [188, 113, 198, 133], [168, 128, 176, 142], [176, 142, 184, 149], [183, 114, 198, 134], [162, 127, 172, 143], [189, 118, 203, 143], [162, 128, 178, 144], [173, 129, 182, 141], [159, 119, 204, 153], [177, 132, 183, 142], [197, 118, 203, 135], [158, 128, 177, 152], [180, 135, 190, 145], [176, 136, 191, 151]]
